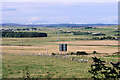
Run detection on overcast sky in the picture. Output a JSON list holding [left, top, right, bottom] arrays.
[[2, 2, 118, 24]]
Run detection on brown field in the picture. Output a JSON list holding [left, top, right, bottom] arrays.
[[2, 40, 118, 55], [53, 40, 118, 46]]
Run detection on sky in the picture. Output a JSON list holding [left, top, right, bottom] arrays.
[[2, 0, 119, 2], [2, 2, 118, 24]]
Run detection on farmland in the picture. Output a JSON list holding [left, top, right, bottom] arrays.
[[2, 26, 118, 54], [1, 25, 119, 78]]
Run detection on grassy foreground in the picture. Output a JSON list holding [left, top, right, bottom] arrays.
[[2, 55, 92, 78]]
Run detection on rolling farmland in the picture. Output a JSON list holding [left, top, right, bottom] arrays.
[[1, 25, 119, 78]]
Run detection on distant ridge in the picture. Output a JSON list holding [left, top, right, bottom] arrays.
[[1, 23, 22, 26], [1, 23, 117, 28]]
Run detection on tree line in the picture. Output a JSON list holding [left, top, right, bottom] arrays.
[[73, 31, 91, 35], [1, 31, 47, 38], [92, 36, 117, 40]]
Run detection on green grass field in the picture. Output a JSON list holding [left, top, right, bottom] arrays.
[[2, 54, 119, 78], [2, 55, 92, 78]]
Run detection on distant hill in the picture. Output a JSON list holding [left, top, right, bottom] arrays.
[[1, 23, 117, 28], [1, 23, 22, 26]]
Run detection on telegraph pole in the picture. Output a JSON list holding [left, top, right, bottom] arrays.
[[57, 30, 59, 42]]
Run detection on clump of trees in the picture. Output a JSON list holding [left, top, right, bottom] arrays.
[[51, 53, 56, 55], [93, 51, 97, 54], [89, 57, 120, 79], [73, 31, 92, 35], [92, 36, 117, 40], [92, 51, 101, 54], [70, 52, 76, 55], [1, 31, 47, 38], [76, 51, 88, 55], [70, 51, 88, 55], [115, 34, 120, 36]]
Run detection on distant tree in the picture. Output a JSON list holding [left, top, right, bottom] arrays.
[[93, 51, 97, 54], [76, 51, 88, 55], [92, 37, 100, 40], [70, 52, 76, 55], [51, 53, 56, 56], [5, 32, 14, 37]]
